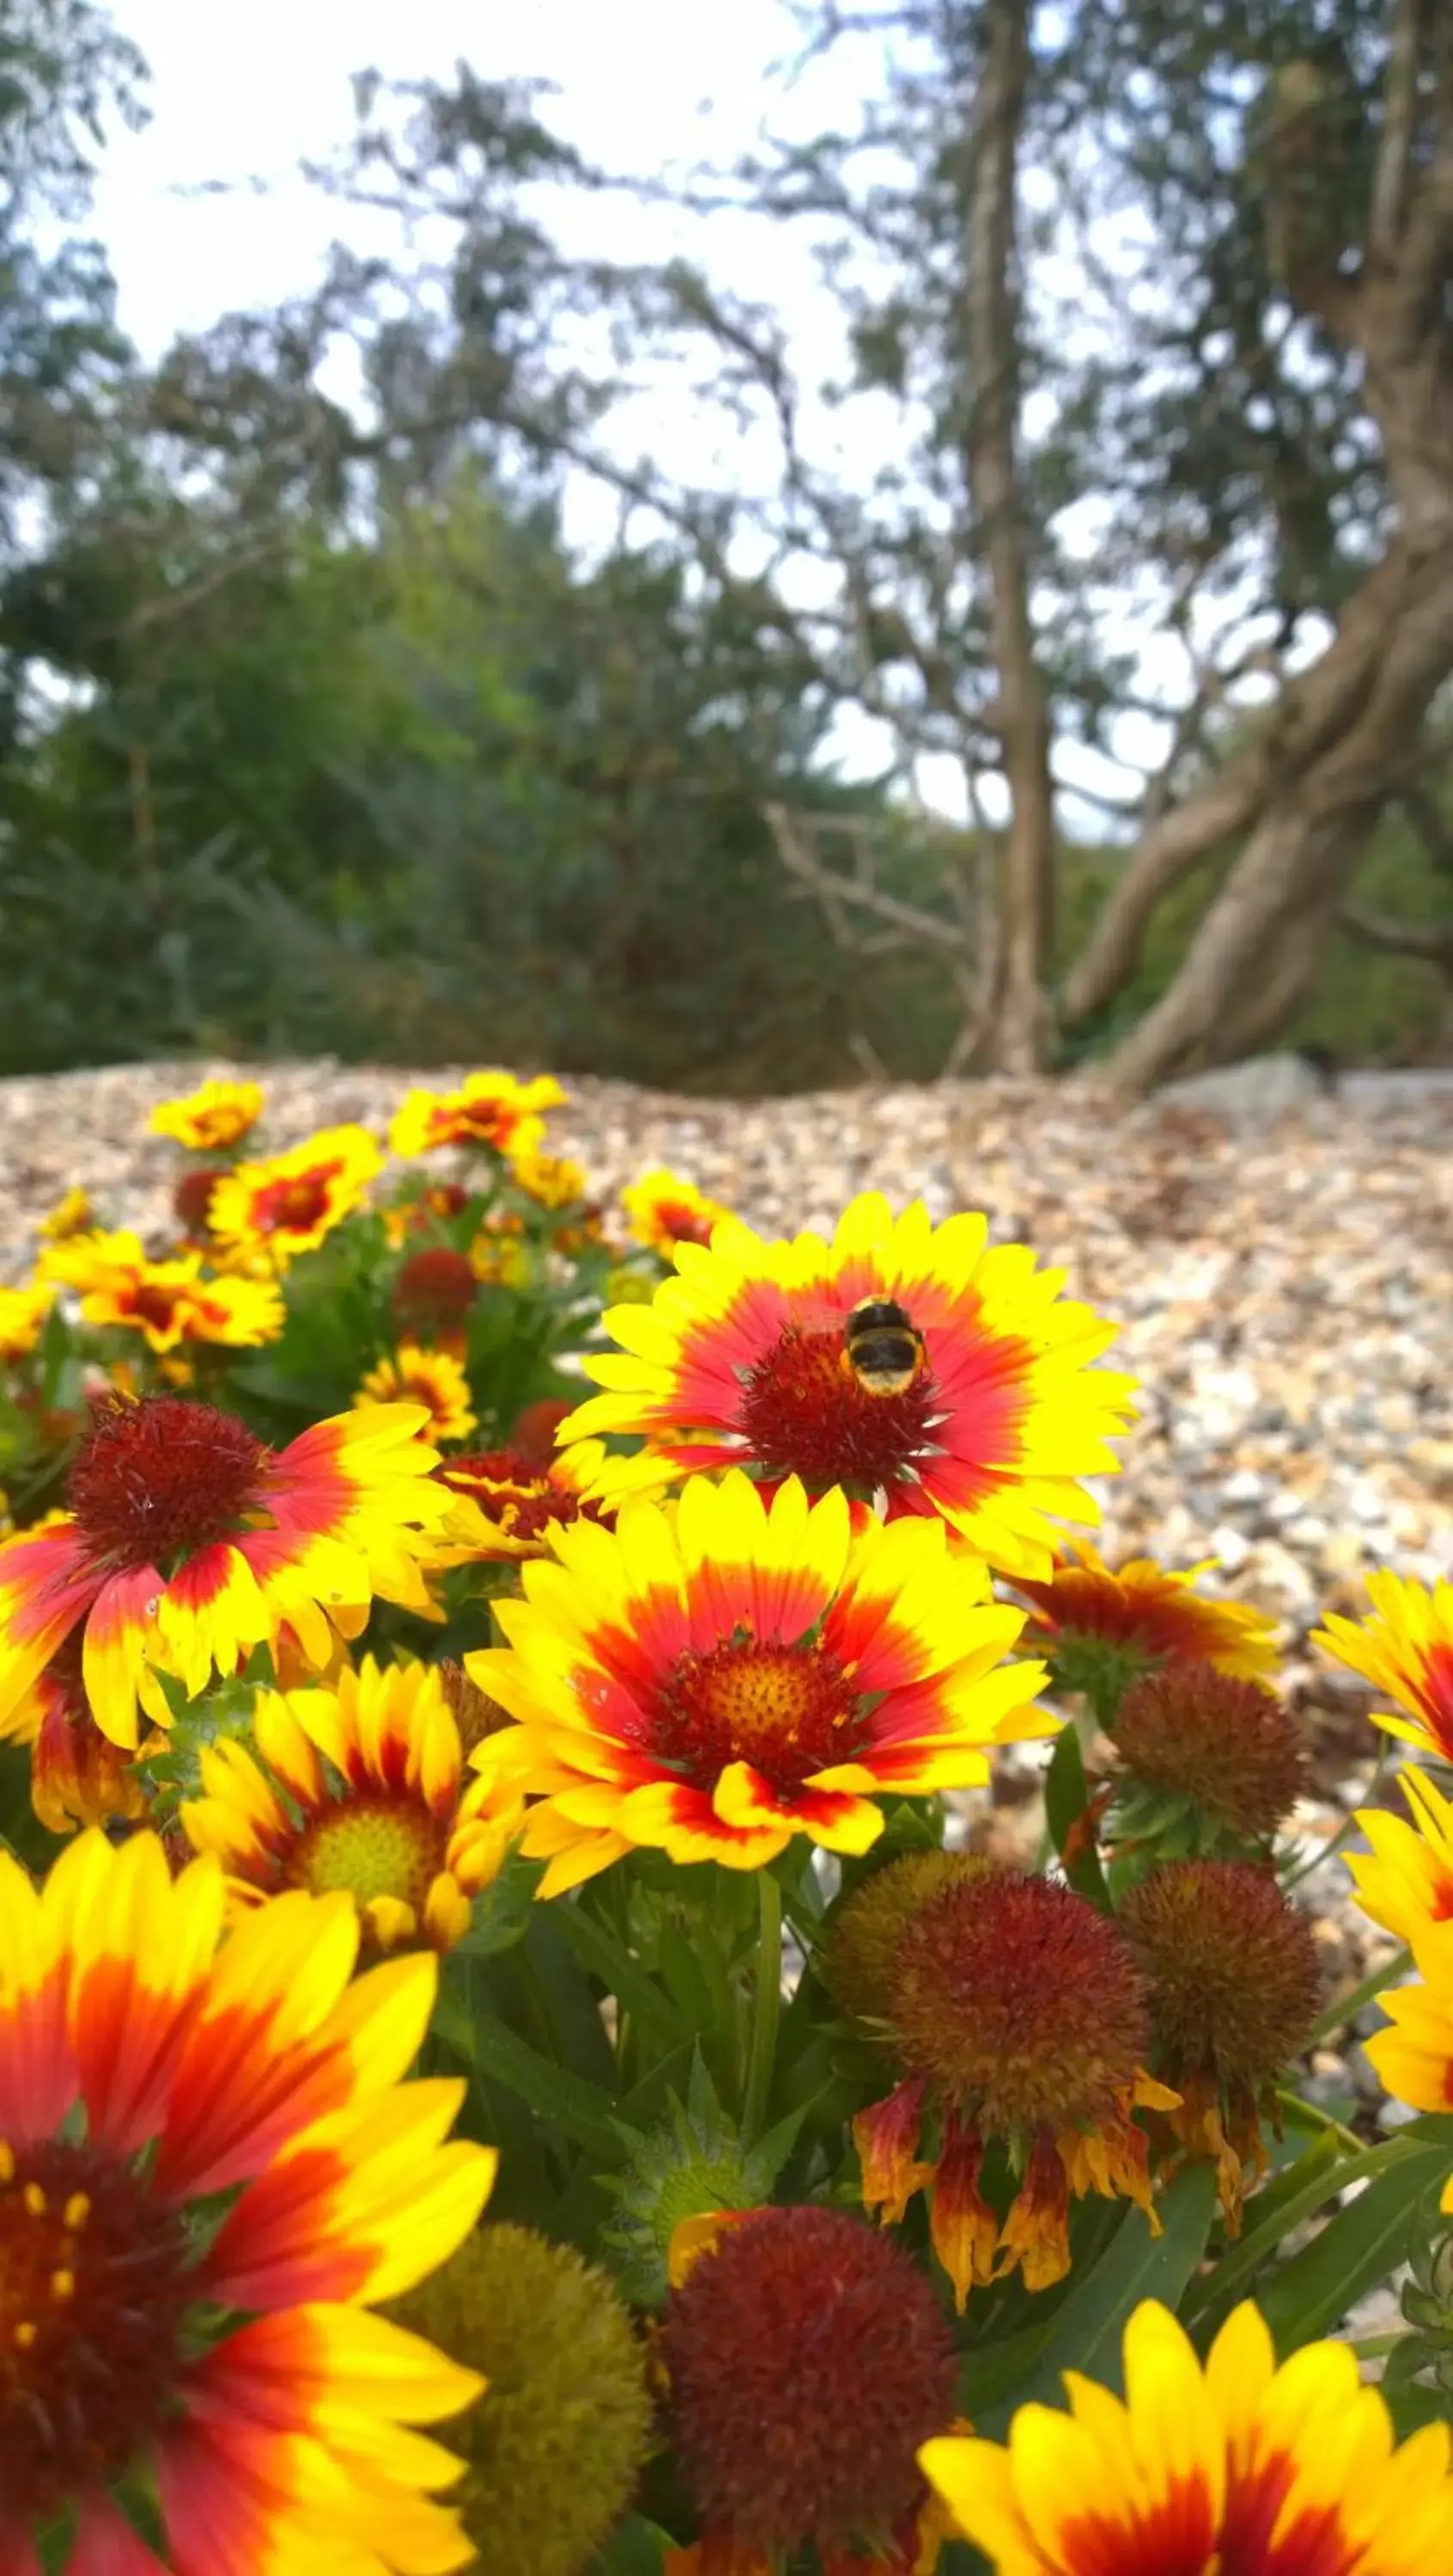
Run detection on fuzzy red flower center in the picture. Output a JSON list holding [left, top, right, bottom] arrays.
[[173, 1165, 225, 1233], [289, 1796, 447, 1922], [652, 1637, 858, 1798], [738, 1324, 938, 1492], [886, 1868, 1149, 2133], [392, 1248, 479, 1336], [247, 1164, 341, 1236], [0, 2139, 191, 2524], [66, 1394, 265, 1572]]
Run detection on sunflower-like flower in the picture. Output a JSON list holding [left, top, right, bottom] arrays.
[[436, 1437, 669, 1560], [0, 1391, 456, 1748], [1350, 1769, 1453, 1950], [208, 1122, 384, 1267], [558, 1194, 1135, 1580], [662, 2204, 958, 2576], [467, 1471, 1047, 1895], [1364, 1935, 1453, 2208], [469, 1218, 532, 1288], [357, 1342, 478, 1444], [29, 1633, 149, 1835], [0, 1280, 52, 1363], [1315, 1571, 1453, 1765], [397, 2223, 652, 2576], [66, 1241, 283, 1353], [921, 2294, 1453, 2574], [619, 1166, 733, 1255], [37, 1183, 94, 1240], [0, 1829, 495, 2571], [149, 1075, 266, 1152], [179, 1654, 522, 1950], [510, 1145, 590, 1209], [1119, 1859, 1322, 2227], [390, 1070, 566, 1159], [836, 1857, 1177, 2301], [1014, 1538, 1280, 1708]]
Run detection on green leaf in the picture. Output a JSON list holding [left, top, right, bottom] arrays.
[[431, 1984, 623, 2155], [1181, 2132, 1423, 2336], [587, 2512, 677, 2573], [1258, 2142, 1453, 2354], [554, 1899, 687, 2048], [452, 1852, 544, 1958], [974, 2163, 1217, 2432], [1043, 1723, 1110, 1904]]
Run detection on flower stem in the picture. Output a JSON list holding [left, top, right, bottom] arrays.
[[1274, 2087, 1365, 2155], [1306, 1944, 1412, 2046], [742, 1870, 782, 2143]]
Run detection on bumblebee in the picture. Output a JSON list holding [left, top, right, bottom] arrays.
[[842, 1298, 926, 1398]]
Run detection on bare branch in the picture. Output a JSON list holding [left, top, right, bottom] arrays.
[[1341, 900, 1453, 966], [1370, 0, 1431, 259]]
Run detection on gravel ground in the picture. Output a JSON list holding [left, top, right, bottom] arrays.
[[3, 1054, 1450, 2253]]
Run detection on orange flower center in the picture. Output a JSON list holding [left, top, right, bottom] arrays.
[[67, 1394, 265, 1572], [0, 2139, 191, 2523], [738, 1325, 936, 1492], [248, 1164, 341, 1236], [290, 1796, 446, 1925], [653, 1638, 858, 1797]]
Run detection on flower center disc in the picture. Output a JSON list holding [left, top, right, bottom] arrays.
[[738, 1325, 936, 1491], [292, 1796, 446, 1922], [0, 2140, 191, 2524], [654, 1638, 858, 1796], [66, 1394, 265, 1571], [249, 1167, 338, 1235]]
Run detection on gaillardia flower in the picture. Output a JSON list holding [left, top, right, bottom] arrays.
[[0, 1280, 52, 1363], [29, 1632, 149, 1834], [0, 1828, 495, 2572], [149, 1076, 265, 1152], [466, 1470, 1048, 1895], [389, 1070, 566, 1159], [558, 1194, 1135, 1579], [1315, 1571, 1453, 1765], [208, 1122, 384, 1267], [841, 1859, 1176, 2301], [509, 1145, 590, 1210], [71, 1245, 283, 1354], [921, 2294, 1453, 2575], [1364, 1941, 1453, 2204], [662, 2203, 957, 2576], [396, 2222, 652, 2576], [1119, 1859, 1322, 2227], [357, 1342, 478, 1444], [179, 1655, 522, 1950], [0, 1391, 456, 1747], [1350, 1768, 1453, 1949], [1109, 1662, 1309, 1860], [437, 1437, 668, 1561], [619, 1166, 733, 1255], [1014, 1540, 1280, 1705]]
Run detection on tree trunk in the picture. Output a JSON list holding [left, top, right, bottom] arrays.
[[1100, 533, 1453, 1090], [964, 0, 1055, 1074]]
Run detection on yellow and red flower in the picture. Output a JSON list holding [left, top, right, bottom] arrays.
[[29, 1632, 149, 1835], [835, 1856, 1176, 2301], [510, 1145, 590, 1209], [437, 1437, 669, 1561], [1314, 1571, 1453, 1766], [558, 1194, 1135, 1579], [467, 1468, 1049, 1897], [921, 2294, 1453, 2574], [60, 1241, 283, 1353], [390, 1069, 566, 1159], [0, 1391, 457, 1748], [357, 1342, 478, 1444], [1350, 1768, 1453, 1949], [0, 1827, 494, 2572], [37, 1184, 94, 1241], [208, 1122, 384, 1267], [619, 1167, 733, 1255], [1015, 1539, 1280, 1692], [180, 1655, 522, 1950], [149, 1075, 266, 1151], [1363, 1931, 1453, 2207], [0, 1280, 52, 1363]]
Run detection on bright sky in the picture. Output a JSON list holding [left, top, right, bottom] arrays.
[[87, 1, 1189, 824]]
